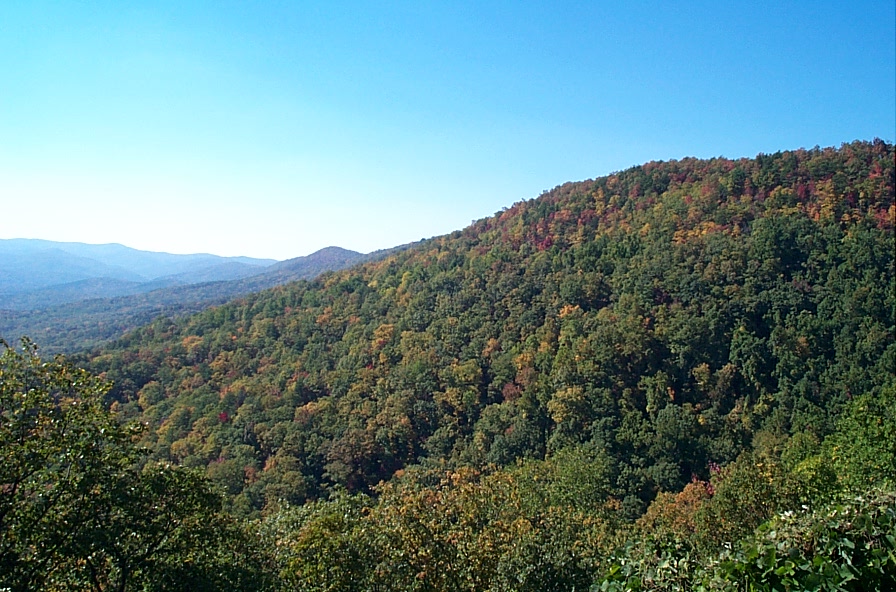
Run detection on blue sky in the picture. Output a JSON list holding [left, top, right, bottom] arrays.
[[1, 1, 893, 260]]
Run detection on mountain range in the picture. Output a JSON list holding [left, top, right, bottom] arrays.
[[0, 241, 398, 352], [0, 239, 278, 305]]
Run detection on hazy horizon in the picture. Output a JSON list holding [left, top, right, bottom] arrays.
[[0, 236, 363, 261]]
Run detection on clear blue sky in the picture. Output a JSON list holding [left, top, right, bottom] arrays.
[[1, 1, 893, 260]]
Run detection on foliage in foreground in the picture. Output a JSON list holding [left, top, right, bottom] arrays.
[[600, 490, 896, 591], [0, 340, 273, 592], [256, 475, 895, 592]]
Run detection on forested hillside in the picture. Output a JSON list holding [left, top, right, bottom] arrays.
[[8, 140, 893, 590], [91, 140, 894, 508]]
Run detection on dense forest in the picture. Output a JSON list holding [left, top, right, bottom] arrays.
[[3, 140, 894, 590]]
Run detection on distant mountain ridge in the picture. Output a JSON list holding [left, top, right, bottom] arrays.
[[0, 244, 402, 353], [0, 238, 278, 306]]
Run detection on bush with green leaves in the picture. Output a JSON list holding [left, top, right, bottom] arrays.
[[595, 490, 896, 591], [714, 489, 896, 591]]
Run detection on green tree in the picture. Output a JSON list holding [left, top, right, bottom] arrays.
[[0, 340, 273, 591], [0, 339, 135, 590]]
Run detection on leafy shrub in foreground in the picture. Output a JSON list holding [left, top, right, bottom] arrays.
[[596, 490, 896, 591]]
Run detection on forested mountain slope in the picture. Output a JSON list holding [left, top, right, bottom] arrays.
[[89, 139, 894, 524]]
